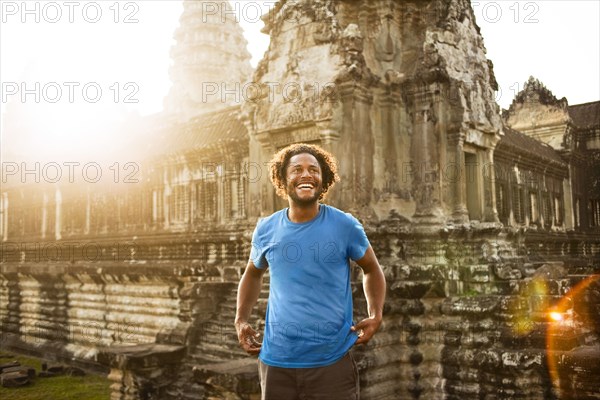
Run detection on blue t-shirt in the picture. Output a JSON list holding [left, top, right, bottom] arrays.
[[250, 204, 370, 368]]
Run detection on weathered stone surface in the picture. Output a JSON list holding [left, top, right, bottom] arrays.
[[0, 370, 30, 387], [193, 358, 259, 398], [0, 360, 20, 373], [0, 1, 598, 400], [98, 344, 186, 400]]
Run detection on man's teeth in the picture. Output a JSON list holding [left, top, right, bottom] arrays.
[[298, 184, 313, 189]]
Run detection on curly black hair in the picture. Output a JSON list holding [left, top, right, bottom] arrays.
[[269, 143, 340, 201]]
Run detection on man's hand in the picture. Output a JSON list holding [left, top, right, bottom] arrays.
[[235, 261, 265, 356], [235, 322, 262, 355], [351, 316, 382, 345]]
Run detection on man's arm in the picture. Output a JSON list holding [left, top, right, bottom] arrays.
[[235, 260, 266, 355], [352, 246, 386, 345]]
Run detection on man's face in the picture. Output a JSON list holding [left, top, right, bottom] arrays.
[[285, 153, 323, 206]]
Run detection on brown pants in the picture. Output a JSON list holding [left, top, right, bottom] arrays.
[[258, 352, 359, 400]]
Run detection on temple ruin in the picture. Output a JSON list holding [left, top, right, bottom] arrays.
[[1, 1, 599, 399]]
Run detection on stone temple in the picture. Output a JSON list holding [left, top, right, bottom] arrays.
[[1, 1, 599, 399]]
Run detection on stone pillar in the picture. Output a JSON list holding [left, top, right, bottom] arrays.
[[41, 192, 48, 239], [334, 82, 374, 212], [563, 164, 575, 230], [217, 165, 226, 225], [247, 133, 277, 218], [378, 91, 401, 199], [189, 183, 196, 226], [483, 148, 500, 222], [162, 183, 171, 229], [408, 85, 444, 226], [55, 188, 62, 240], [450, 134, 468, 222], [507, 168, 516, 226], [1, 193, 7, 241], [85, 190, 91, 235]]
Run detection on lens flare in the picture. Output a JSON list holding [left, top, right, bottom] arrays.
[[548, 311, 563, 322], [546, 274, 600, 397]]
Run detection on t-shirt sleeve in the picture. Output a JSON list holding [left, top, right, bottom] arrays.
[[250, 221, 268, 269], [347, 215, 370, 261]]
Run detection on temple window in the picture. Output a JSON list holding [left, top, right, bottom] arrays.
[[195, 180, 218, 222], [542, 193, 553, 228], [512, 184, 524, 224], [529, 192, 539, 224], [554, 196, 563, 226], [495, 180, 509, 225], [169, 185, 190, 223], [590, 199, 600, 227]]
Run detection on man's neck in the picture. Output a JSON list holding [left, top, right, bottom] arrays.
[[288, 201, 320, 223]]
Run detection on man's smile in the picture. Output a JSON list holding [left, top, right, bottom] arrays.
[[297, 182, 315, 190]]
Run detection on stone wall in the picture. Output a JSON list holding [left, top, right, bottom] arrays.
[[0, 233, 246, 366], [357, 226, 600, 400], [1, 223, 599, 399]]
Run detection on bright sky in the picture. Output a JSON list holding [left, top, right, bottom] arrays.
[[0, 0, 598, 159]]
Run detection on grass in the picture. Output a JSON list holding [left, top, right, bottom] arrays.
[[0, 354, 111, 400]]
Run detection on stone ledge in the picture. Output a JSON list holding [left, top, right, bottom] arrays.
[[193, 358, 259, 396], [97, 344, 186, 369]]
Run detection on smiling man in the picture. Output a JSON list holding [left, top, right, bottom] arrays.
[[235, 143, 386, 400]]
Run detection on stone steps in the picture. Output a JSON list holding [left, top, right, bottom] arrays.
[[192, 342, 248, 362], [191, 279, 268, 366]]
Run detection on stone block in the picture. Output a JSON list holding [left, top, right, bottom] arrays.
[[193, 358, 259, 396], [0, 360, 20, 373], [498, 296, 528, 313], [2, 365, 36, 379], [386, 299, 425, 316], [390, 280, 434, 298], [441, 296, 500, 316], [501, 350, 543, 369], [0, 371, 30, 387]]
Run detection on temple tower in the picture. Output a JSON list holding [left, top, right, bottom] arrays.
[[165, 0, 252, 122], [242, 0, 502, 227]]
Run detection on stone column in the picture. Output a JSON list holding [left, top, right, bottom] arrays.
[[356, 87, 375, 208], [331, 82, 375, 214], [248, 133, 277, 218], [163, 176, 170, 230], [85, 190, 91, 235], [55, 188, 62, 240], [483, 148, 500, 222], [41, 192, 48, 239], [1, 193, 7, 241], [408, 85, 444, 226], [189, 183, 196, 227], [335, 82, 358, 209], [450, 134, 469, 223], [378, 92, 399, 197], [563, 164, 575, 230]]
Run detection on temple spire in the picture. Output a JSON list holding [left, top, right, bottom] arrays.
[[165, 0, 252, 122]]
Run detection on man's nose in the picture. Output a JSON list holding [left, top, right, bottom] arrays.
[[300, 168, 311, 177]]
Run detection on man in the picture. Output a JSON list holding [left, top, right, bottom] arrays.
[[235, 143, 386, 400]]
